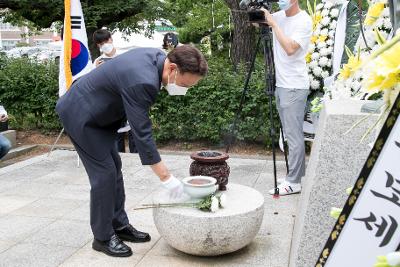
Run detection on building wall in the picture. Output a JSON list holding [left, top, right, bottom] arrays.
[[0, 21, 58, 50]]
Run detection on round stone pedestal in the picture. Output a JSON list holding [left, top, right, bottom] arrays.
[[153, 183, 265, 256]]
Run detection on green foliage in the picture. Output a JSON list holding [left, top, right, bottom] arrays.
[[164, 0, 231, 53], [342, 1, 362, 64], [151, 56, 280, 147], [0, 55, 61, 131]]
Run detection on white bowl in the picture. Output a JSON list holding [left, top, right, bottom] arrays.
[[182, 176, 218, 199]]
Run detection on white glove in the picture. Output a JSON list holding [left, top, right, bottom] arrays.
[[161, 175, 184, 199]]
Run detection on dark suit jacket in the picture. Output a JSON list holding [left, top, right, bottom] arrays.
[[56, 48, 166, 165]]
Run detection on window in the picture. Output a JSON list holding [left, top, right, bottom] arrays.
[[0, 22, 20, 31]]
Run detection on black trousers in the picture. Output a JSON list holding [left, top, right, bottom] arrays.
[[70, 137, 130, 241], [117, 121, 137, 153], [117, 131, 137, 153]]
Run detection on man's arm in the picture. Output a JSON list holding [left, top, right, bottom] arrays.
[[151, 161, 171, 182], [121, 83, 171, 182], [261, 8, 300, 56]]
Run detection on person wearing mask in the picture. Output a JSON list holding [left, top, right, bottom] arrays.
[[0, 105, 11, 160], [259, 0, 312, 195], [93, 29, 118, 67], [93, 29, 137, 153], [162, 32, 179, 53], [56, 45, 208, 257]]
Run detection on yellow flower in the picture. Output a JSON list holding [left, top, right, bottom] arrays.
[[365, 2, 385, 26], [365, 42, 400, 91], [305, 53, 312, 63], [318, 35, 328, 42], [311, 35, 318, 44], [313, 12, 322, 30], [339, 54, 362, 80]]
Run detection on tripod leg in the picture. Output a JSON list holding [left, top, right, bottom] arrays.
[[280, 127, 289, 175], [261, 26, 280, 197], [225, 36, 262, 153], [48, 128, 65, 157]]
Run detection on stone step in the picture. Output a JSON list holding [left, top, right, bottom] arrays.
[[1, 130, 16, 148], [2, 145, 37, 161]]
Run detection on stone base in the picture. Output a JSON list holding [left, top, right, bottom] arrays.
[[289, 100, 378, 267], [1, 130, 16, 148], [152, 183, 264, 256]]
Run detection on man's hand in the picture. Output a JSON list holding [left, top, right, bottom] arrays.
[[0, 114, 8, 122], [260, 8, 277, 28], [95, 60, 103, 67], [161, 175, 184, 199]]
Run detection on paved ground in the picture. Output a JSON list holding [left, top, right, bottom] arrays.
[[0, 150, 299, 267]]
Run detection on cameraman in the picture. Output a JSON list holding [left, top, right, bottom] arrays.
[[260, 0, 312, 195]]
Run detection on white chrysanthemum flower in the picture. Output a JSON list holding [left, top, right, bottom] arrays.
[[321, 71, 330, 78], [384, 18, 392, 29], [309, 60, 318, 68], [326, 39, 334, 46], [325, 2, 333, 9], [311, 79, 320, 89], [314, 28, 321, 35], [386, 252, 400, 266], [319, 56, 329, 66], [321, 9, 329, 17], [309, 43, 315, 51], [321, 17, 331, 26], [219, 194, 227, 208], [326, 60, 332, 67], [316, 3, 324, 10], [329, 30, 335, 38], [319, 48, 329, 56], [311, 52, 320, 60], [330, 8, 339, 17], [210, 196, 219, 212], [317, 41, 327, 49], [313, 66, 323, 76], [329, 21, 337, 30], [320, 28, 329, 36], [327, 46, 334, 54]]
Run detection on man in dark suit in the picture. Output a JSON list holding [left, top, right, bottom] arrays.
[[56, 45, 208, 257]]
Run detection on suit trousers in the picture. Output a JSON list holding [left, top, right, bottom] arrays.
[[275, 87, 309, 184], [70, 136, 130, 241]]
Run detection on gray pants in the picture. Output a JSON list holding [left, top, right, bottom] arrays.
[[275, 87, 309, 184]]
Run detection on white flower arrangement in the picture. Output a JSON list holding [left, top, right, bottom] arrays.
[[330, 8, 339, 17], [328, 0, 393, 100], [319, 56, 329, 66], [311, 79, 320, 89], [306, 0, 342, 92], [210, 196, 219, 212]]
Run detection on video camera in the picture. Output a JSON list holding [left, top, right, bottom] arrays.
[[239, 0, 278, 23]]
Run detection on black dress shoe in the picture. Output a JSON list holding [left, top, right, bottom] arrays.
[[92, 234, 132, 257], [115, 224, 151, 243]]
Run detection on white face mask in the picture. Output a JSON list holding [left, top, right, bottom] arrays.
[[100, 43, 114, 54], [166, 70, 189, 96]]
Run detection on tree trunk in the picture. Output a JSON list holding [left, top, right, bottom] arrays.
[[224, 0, 256, 67]]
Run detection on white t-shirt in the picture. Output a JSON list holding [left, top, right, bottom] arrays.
[[272, 10, 312, 89]]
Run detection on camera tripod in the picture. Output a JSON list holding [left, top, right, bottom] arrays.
[[225, 24, 289, 197]]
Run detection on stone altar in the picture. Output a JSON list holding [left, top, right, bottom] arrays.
[[152, 183, 264, 256]]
